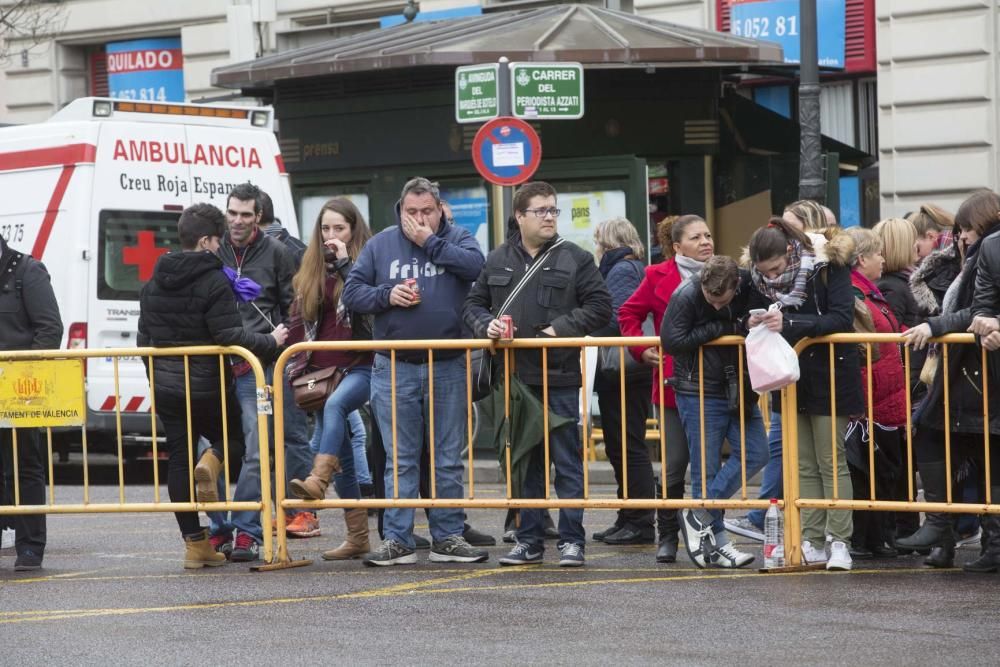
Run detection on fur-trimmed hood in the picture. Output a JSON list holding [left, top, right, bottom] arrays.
[[909, 243, 960, 316], [737, 228, 854, 270]]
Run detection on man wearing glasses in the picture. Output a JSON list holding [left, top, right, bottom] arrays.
[[464, 181, 611, 567]]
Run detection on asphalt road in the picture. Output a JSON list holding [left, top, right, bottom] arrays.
[[1, 481, 997, 665]]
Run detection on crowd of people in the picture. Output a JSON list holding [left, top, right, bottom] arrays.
[[4, 177, 1000, 575]]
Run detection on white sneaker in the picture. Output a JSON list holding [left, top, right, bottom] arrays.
[[801, 540, 828, 564], [709, 542, 755, 568], [826, 540, 853, 571]]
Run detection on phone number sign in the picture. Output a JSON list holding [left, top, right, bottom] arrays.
[[106, 37, 186, 102], [729, 0, 845, 69]]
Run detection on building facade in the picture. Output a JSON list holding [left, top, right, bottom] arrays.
[[876, 0, 1000, 217]]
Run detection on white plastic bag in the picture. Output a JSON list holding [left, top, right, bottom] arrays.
[[745, 306, 800, 392]]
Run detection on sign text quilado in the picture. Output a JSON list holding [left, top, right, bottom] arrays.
[[510, 62, 584, 120]]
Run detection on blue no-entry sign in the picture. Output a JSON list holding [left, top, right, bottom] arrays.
[[471, 116, 542, 187]]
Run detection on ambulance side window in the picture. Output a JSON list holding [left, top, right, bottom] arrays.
[[97, 210, 181, 301]]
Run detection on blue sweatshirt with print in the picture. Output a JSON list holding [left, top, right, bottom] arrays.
[[342, 202, 485, 359]]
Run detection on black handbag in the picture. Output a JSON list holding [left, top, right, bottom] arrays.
[[471, 240, 564, 402]]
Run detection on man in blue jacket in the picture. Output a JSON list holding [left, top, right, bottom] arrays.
[[343, 177, 487, 566]]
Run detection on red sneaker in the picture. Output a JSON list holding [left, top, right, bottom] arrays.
[[209, 532, 234, 559], [230, 532, 260, 562]]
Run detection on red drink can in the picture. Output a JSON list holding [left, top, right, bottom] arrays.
[[404, 278, 421, 303], [499, 315, 514, 340]]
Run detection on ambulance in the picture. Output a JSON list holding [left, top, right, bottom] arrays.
[[0, 97, 298, 459]]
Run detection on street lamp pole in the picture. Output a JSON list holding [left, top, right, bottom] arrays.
[[798, 0, 824, 202]]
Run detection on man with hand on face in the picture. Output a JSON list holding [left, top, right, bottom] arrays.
[[464, 181, 612, 568], [342, 177, 487, 566]]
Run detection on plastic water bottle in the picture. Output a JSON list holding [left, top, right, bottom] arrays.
[[763, 498, 785, 568]]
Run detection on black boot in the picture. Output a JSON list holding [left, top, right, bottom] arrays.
[[896, 462, 955, 550], [963, 495, 1000, 573], [656, 536, 678, 563], [655, 480, 685, 547], [924, 544, 955, 568]]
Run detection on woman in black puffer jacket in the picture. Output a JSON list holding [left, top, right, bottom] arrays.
[[745, 217, 860, 571]]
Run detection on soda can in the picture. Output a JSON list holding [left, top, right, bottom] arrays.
[[499, 314, 514, 340], [404, 278, 421, 304]]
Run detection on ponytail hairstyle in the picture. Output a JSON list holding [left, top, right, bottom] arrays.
[[293, 198, 372, 322], [783, 199, 828, 231], [748, 216, 814, 265]]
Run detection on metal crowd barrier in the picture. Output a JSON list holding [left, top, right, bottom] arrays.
[[6, 334, 994, 573], [0, 346, 277, 562], [783, 332, 1000, 566], [271, 335, 772, 567]]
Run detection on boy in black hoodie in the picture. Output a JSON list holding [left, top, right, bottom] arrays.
[[138, 203, 287, 569]]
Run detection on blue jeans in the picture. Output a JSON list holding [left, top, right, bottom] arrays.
[[309, 409, 372, 486], [212, 364, 311, 543], [747, 408, 783, 529], [312, 366, 371, 500], [371, 354, 466, 549], [675, 393, 770, 543], [516, 385, 585, 549]]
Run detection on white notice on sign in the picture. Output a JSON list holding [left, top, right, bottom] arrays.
[[492, 143, 525, 167]]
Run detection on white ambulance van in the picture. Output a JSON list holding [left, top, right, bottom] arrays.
[[0, 97, 298, 459]]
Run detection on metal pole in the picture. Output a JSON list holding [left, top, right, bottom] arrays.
[[798, 0, 824, 202], [496, 56, 513, 245]]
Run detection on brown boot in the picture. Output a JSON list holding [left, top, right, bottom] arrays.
[[289, 454, 341, 500], [184, 529, 227, 569], [322, 508, 370, 560], [194, 450, 223, 503]]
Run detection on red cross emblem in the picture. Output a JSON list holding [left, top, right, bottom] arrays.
[[122, 230, 168, 282]]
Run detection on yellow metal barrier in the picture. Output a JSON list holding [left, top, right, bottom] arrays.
[[785, 332, 1000, 566], [270, 335, 773, 568], [0, 346, 276, 562]]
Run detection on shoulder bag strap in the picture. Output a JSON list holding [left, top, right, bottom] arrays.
[[496, 238, 565, 317]]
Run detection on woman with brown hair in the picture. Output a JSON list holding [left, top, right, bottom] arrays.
[[901, 189, 1000, 571], [746, 217, 860, 570], [287, 197, 374, 560]]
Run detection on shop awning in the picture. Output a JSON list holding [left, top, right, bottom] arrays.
[[212, 3, 785, 90]]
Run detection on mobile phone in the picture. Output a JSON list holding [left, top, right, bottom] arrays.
[[749, 308, 767, 317]]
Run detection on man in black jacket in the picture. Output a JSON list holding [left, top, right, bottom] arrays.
[[217, 183, 315, 559], [138, 203, 287, 568], [0, 234, 63, 571], [464, 181, 612, 567], [661, 255, 768, 569]]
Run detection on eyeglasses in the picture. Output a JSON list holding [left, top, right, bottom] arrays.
[[525, 207, 561, 218]]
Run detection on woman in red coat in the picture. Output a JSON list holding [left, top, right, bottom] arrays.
[[846, 226, 907, 560], [617, 214, 713, 562]]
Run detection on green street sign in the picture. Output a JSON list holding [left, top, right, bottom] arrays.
[[510, 62, 584, 120], [455, 64, 500, 123]]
